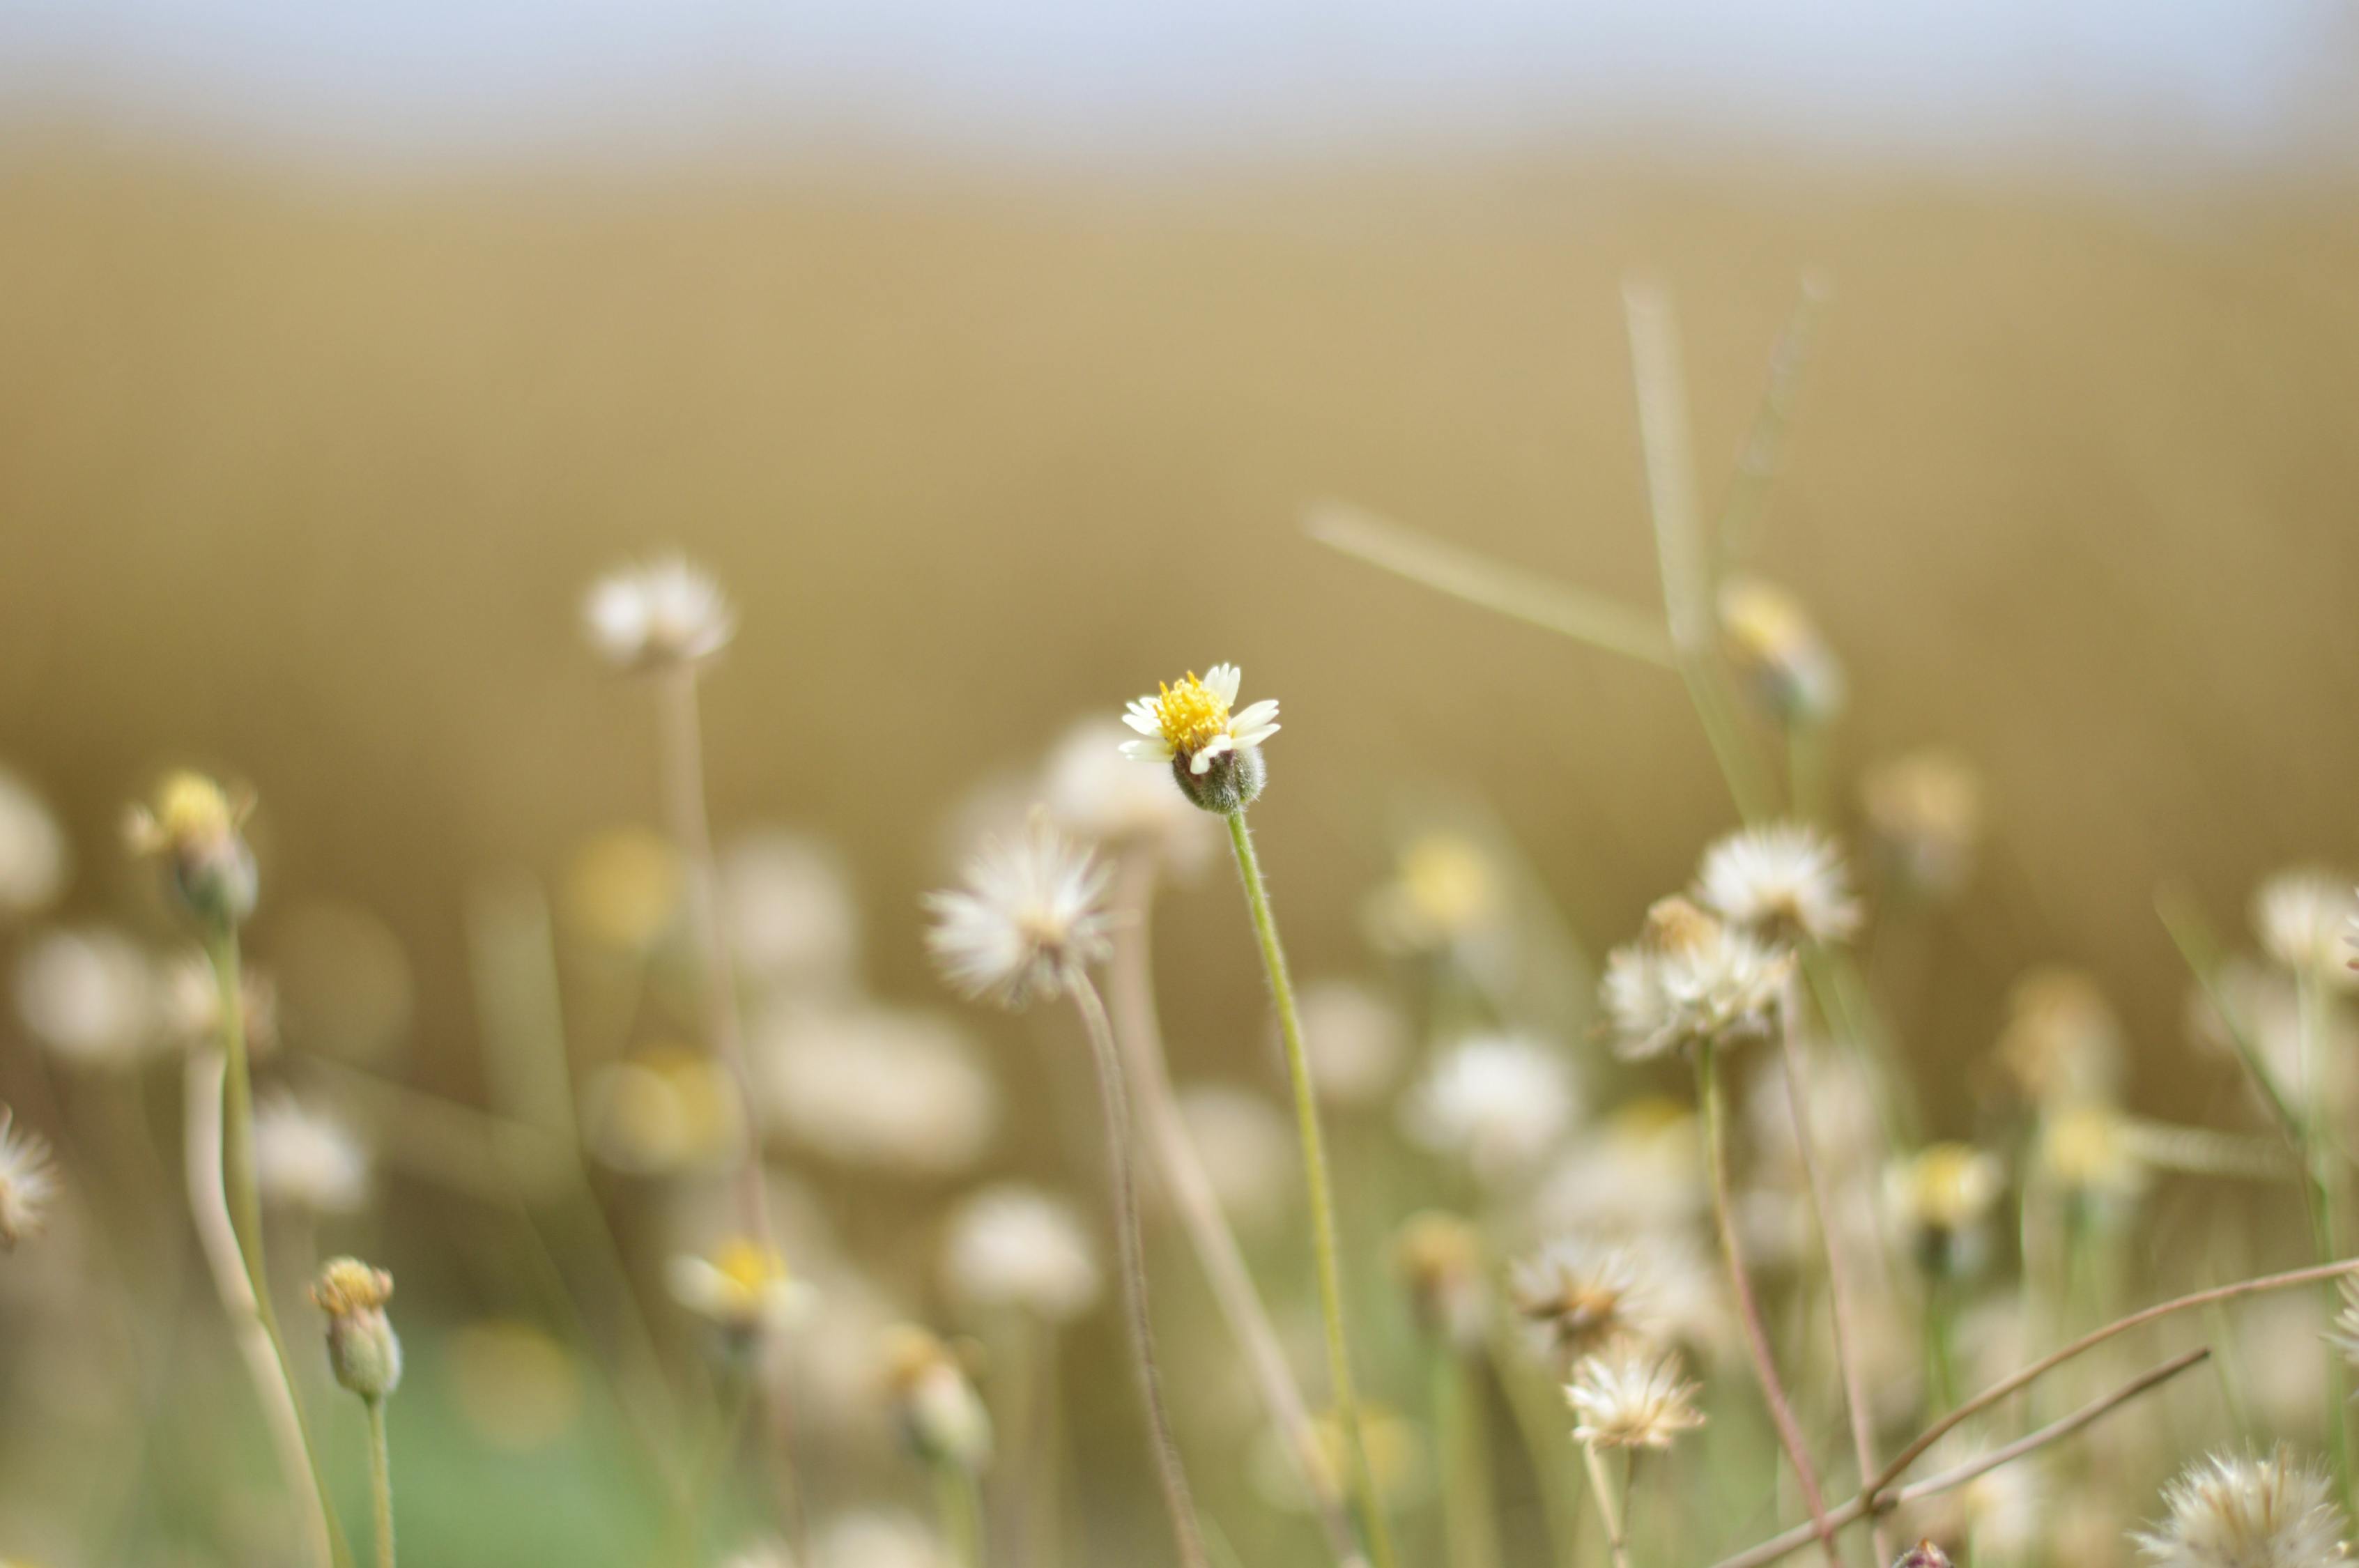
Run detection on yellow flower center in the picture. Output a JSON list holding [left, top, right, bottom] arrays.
[[1152, 672, 1231, 755], [713, 1238, 784, 1298]]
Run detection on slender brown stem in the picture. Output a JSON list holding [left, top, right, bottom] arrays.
[[1712, 1348, 2210, 1568], [1697, 1041, 1838, 1567], [654, 663, 771, 1247], [1774, 982, 1888, 1562], [1866, 1257, 2359, 1500], [1072, 976, 1208, 1568], [1106, 850, 1367, 1568]]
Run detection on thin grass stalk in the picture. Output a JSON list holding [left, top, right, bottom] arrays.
[[2297, 972, 2356, 1514], [1580, 1443, 1633, 1568], [1695, 1040, 1839, 1567], [1716, 272, 1833, 574], [1224, 810, 1401, 1568], [1106, 850, 1367, 1567], [1714, 1347, 2211, 1568], [935, 1459, 988, 1568], [1071, 976, 1208, 1568], [364, 1398, 395, 1568], [1774, 979, 1889, 1564], [1431, 1345, 1502, 1568], [183, 1050, 345, 1568], [203, 927, 270, 1303], [654, 663, 771, 1247], [1485, 1328, 1583, 1568]]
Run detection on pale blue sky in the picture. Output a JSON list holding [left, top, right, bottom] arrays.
[[2, 0, 2351, 170]]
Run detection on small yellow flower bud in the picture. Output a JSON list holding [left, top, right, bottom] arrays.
[[125, 772, 258, 928], [312, 1257, 402, 1401], [879, 1324, 992, 1474]]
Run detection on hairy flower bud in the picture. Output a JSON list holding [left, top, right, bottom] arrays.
[[312, 1257, 402, 1401], [125, 772, 259, 928]]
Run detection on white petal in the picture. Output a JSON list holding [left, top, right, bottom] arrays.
[[1236, 720, 1280, 747], [1119, 739, 1172, 762], [1204, 664, 1242, 705], [1231, 699, 1279, 730], [1190, 735, 1234, 774], [1121, 709, 1162, 736]]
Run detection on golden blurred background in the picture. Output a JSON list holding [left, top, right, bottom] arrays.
[[2, 139, 2355, 1103]]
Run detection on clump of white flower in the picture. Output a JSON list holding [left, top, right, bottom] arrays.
[[1859, 748, 1983, 900], [1530, 1098, 1706, 1238], [581, 555, 735, 670], [254, 1094, 371, 1214], [1696, 823, 1860, 943], [2134, 1448, 2345, 1568], [721, 830, 859, 995], [1508, 1237, 1675, 1362], [1565, 1344, 1705, 1451], [1042, 718, 1217, 873], [0, 1106, 59, 1247], [925, 814, 1111, 1010], [941, 1184, 1100, 1325], [2254, 869, 2359, 992], [13, 927, 159, 1067], [811, 1511, 949, 1568], [756, 1004, 997, 1176], [1887, 1143, 2006, 1278], [1400, 1034, 1578, 1184], [1119, 663, 1280, 814], [0, 767, 68, 918], [1602, 896, 1790, 1061], [667, 1238, 816, 1339]]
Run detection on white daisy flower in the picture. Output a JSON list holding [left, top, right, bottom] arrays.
[[1400, 1034, 1579, 1183], [2254, 869, 2359, 992], [2135, 1448, 2345, 1568], [925, 814, 1111, 1010], [1119, 663, 1280, 777], [941, 1183, 1101, 1325], [0, 1105, 59, 1247], [1565, 1344, 1705, 1451], [1696, 823, 1861, 943], [254, 1093, 371, 1215], [666, 1238, 816, 1337], [755, 1003, 997, 1176], [581, 555, 736, 670], [1602, 897, 1790, 1061]]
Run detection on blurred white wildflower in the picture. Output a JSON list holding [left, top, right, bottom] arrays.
[[1362, 832, 1501, 957], [757, 1004, 997, 1176], [1401, 1034, 1578, 1184], [1746, 1043, 1884, 1187], [1119, 663, 1280, 777], [1531, 1098, 1706, 1238], [925, 814, 1110, 1010], [254, 1094, 371, 1215], [13, 927, 158, 1066], [562, 827, 683, 953], [1041, 718, 1216, 874], [879, 1325, 992, 1473], [812, 1511, 949, 1568], [1174, 1083, 1296, 1231], [2035, 1101, 2148, 1208], [2326, 1275, 2359, 1373], [1887, 1144, 2006, 1277], [1295, 979, 1410, 1109], [1719, 578, 1845, 726], [1394, 1211, 1490, 1352], [1565, 1344, 1705, 1451], [2189, 959, 2356, 1118], [1602, 897, 1789, 1061], [0, 767, 68, 918], [124, 771, 259, 927], [1910, 1434, 2045, 1559], [583, 1044, 745, 1176], [666, 1238, 815, 1337], [1996, 968, 2125, 1106], [2254, 870, 2359, 992], [157, 947, 279, 1056], [721, 829, 860, 995], [581, 555, 735, 670], [1508, 1237, 1675, 1362], [2135, 1448, 2344, 1568], [941, 1184, 1100, 1325], [0, 1107, 58, 1247], [1860, 748, 1983, 900], [1696, 824, 1860, 944]]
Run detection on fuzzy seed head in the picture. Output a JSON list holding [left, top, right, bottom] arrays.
[[2135, 1447, 2346, 1568], [925, 815, 1111, 1010], [1565, 1344, 1705, 1451], [581, 555, 735, 670], [1603, 896, 1791, 1061], [1696, 824, 1861, 944], [0, 1107, 59, 1248]]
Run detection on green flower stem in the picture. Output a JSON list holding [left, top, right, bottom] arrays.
[[1578, 1443, 1632, 1568], [1224, 809, 1400, 1568], [1431, 1346, 1500, 1568], [1485, 1328, 1582, 1568], [203, 926, 268, 1305], [2298, 974, 2355, 1516], [364, 1398, 396, 1568], [935, 1460, 987, 1568], [1696, 1041, 1839, 1568]]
